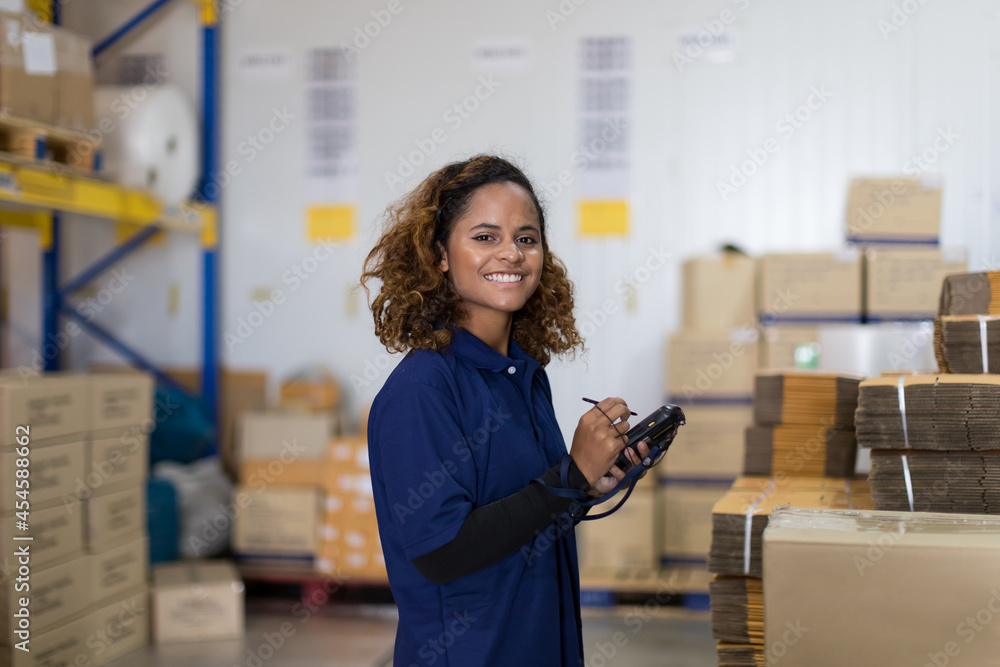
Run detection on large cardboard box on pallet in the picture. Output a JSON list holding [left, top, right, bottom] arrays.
[[662, 404, 751, 481], [682, 253, 756, 333], [53, 25, 94, 130], [758, 252, 862, 323], [660, 482, 729, 564], [0, 11, 56, 124], [764, 507, 1000, 666], [152, 560, 244, 643], [846, 177, 941, 243], [1, 552, 91, 642], [758, 325, 819, 370], [577, 488, 656, 571], [232, 486, 323, 558], [863, 246, 968, 321], [238, 411, 333, 462], [0, 438, 85, 511], [666, 332, 758, 402], [0, 373, 89, 447], [1, 501, 83, 568]]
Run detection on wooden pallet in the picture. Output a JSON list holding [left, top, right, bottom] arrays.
[[580, 565, 712, 609], [0, 113, 100, 174]]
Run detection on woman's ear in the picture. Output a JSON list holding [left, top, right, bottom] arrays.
[[437, 241, 449, 273]]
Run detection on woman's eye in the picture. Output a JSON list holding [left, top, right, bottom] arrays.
[[518, 236, 538, 245], [474, 234, 494, 242]]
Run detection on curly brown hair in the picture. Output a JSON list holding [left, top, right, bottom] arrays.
[[360, 155, 584, 366]]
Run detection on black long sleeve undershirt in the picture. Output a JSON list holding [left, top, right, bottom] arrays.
[[411, 458, 592, 585]]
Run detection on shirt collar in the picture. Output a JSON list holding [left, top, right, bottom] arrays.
[[448, 327, 541, 376]]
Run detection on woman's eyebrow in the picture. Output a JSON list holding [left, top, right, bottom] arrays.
[[469, 222, 540, 233]]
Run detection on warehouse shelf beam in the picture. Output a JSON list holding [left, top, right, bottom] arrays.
[[57, 225, 159, 298], [92, 0, 176, 59], [41, 214, 61, 370], [58, 306, 188, 392], [199, 3, 220, 441]]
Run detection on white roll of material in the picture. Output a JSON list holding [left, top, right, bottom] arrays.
[[94, 84, 200, 206]]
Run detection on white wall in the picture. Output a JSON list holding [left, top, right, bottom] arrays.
[[5, 0, 999, 445]]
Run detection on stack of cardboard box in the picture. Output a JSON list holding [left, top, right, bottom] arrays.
[[0, 7, 94, 130], [659, 251, 758, 570], [0, 371, 153, 666], [233, 412, 385, 580]]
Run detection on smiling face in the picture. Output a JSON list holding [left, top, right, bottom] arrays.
[[438, 181, 544, 337]]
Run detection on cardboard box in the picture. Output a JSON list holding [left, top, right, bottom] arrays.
[[0, 439, 85, 511], [758, 325, 820, 370], [87, 587, 149, 663], [847, 177, 942, 243], [322, 467, 373, 498], [764, 508, 1000, 666], [317, 544, 387, 579], [577, 488, 655, 571], [152, 560, 244, 643], [758, 251, 862, 322], [239, 458, 326, 488], [232, 486, 322, 557], [864, 246, 968, 321], [2, 611, 91, 667], [238, 411, 332, 462], [1, 502, 83, 568], [88, 372, 153, 436], [660, 482, 728, 562], [166, 368, 268, 481], [682, 253, 757, 333], [0, 12, 56, 124], [1, 552, 90, 640], [666, 331, 758, 402], [52, 25, 94, 130], [85, 482, 145, 551], [662, 404, 751, 480], [280, 370, 342, 412], [89, 435, 148, 490], [324, 492, 376, 520], [327, 436, 369, 472], [0, 374, 89, 447], [91, 536, 148, 604], [320, 516, 380, 551]]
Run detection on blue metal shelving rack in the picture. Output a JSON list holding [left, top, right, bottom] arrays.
[[35, 0, 221, 452]]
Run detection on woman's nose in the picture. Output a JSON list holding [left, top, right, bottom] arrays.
[[497, 241, 523, 262]]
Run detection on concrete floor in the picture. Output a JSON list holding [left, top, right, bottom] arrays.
[[107, 602, 716, 666]]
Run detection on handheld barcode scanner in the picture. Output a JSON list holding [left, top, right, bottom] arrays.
[[614, 404, 686, 473], [537, 404, 686, 520]]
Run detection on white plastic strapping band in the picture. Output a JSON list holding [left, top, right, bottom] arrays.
[[744, 479, 775, 574], [979, 315, 989, 373], [897, 376, 915, 512]]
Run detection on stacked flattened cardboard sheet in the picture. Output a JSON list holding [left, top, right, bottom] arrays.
[[709, 576, 763, 645], [857, 374, 1000, 513], [938, 270, 1000, 316], [744, 373, 861, 477], [934, 315, 1000, 374]]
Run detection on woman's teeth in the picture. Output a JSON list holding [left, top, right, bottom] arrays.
[[486, 274, 523, 283]]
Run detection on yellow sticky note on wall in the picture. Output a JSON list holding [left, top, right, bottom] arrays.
[[307, 205, 355, 242], [578, 200, 628, 237]]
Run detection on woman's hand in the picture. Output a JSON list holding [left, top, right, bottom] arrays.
[[586, 437, 651, 497], [569, 397, 636, 489]]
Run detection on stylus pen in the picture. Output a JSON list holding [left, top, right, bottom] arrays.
[[582, 397, 638, 416]]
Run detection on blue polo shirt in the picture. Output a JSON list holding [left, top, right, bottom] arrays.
[[368, 328, 584, 666]]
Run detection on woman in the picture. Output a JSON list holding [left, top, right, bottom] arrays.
[[361, 155, 648, 666]]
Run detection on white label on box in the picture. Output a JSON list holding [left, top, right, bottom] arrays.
[[325, 495, 344, 513], [23, 32, 57, 75], [731, 328, 759, 345], [942, 247, 967, 264], [0, 169, 18, 193], [321, 525, 339, 541], [5, 18, 18, 48], [237, 49, 292, 80]]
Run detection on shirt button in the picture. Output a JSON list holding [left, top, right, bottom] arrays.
[[507, 366, 516, 374]]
